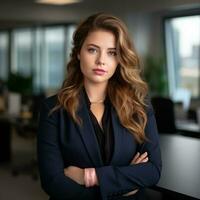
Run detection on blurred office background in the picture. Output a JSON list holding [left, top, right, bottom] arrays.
[[0, 0, 200, 200]]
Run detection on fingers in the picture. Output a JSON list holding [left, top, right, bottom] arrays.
[[64, 167, 71, 176], [131, 152, 140, 163], [131, 152, 148, 164], [64, 166, 85, 185], [123, 189, 139, 196], [64, 166, 77, 176], [139, 156, 148, 163], [135, 152, 148, 164]]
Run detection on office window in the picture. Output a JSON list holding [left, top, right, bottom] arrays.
[[40, 27, 65, 90], [1, 24, 76, 93], [165, 15, 200, 98], [33, 28, 42, 93], [36, 25, 75, 91], [11, 29, 33, 76], [0, 32, 9, 80]]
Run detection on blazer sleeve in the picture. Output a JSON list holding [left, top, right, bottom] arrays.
[[95, 102, 162, 199], [37, 100, 94, 200]]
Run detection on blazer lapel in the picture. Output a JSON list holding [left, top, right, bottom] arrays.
[[76, 90, 103, 167], [110, 106, 126, 164]]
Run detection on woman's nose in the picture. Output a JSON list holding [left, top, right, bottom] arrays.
[[96, 52, 106, 66]]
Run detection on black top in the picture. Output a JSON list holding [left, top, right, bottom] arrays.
[[83, 89, 114, 165]]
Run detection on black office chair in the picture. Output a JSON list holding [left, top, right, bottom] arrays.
[[187, 108, 197, 122], [0, 120, 11, 163], [151, 96, 176, 133]]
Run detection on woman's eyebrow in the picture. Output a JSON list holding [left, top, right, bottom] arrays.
[[108, 48, 116, 50], [87, 44, 100, 48], [87, 44, 116, 50]]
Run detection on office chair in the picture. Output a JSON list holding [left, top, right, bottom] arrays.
[[151, 96, 176, 133], [0, 120, 11, 163]]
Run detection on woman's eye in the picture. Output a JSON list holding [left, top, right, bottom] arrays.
[[108, 51, 117, 56], [88, 48, 97, 54]]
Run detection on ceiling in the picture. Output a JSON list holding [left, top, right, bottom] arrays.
[[0, 0, 199, 28]]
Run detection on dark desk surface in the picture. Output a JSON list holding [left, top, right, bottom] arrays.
[[157, 134, 200, 199], [176, 120, 200, 133]]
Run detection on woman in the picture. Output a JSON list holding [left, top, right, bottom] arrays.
[[37, 13, 162, 200]]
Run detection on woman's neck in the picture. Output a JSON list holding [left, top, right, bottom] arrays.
[[84, 81, 107, 103]]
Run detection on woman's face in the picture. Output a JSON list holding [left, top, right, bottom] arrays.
[[78, 29, 118, 86]]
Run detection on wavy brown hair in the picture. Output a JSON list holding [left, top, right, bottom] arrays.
[[54, 13, 148, 143]]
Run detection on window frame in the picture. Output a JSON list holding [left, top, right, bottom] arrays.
[[163, 9, 200, 100]]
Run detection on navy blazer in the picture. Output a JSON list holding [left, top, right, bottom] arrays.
[[37, 91, 162, 200]]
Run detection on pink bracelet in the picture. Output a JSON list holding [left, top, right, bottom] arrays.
[[84, 168, 97, 187]]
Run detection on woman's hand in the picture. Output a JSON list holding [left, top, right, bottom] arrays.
[[64, 166, 99, 187], [64, 166, 84, 185], [84, 168, 99, 187], [123, 152, 149, 197], [64, 152, 148, 190], [131, 152, 148, 164]]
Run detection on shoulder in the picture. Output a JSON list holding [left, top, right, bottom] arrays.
[[42, 94, 58, 110], [39, 95, 60, 123]]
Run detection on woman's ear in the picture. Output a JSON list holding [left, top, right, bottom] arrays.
[[77, 54, 80, 60]]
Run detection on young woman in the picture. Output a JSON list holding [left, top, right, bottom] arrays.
[[37, 13, 162, 200]]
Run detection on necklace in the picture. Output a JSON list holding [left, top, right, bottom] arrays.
[[90, 100, 105, 104]]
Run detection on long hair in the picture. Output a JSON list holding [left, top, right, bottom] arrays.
[[54, 13, 148, 143]]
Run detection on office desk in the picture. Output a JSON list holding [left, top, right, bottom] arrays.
[[0, 113, 37, 163], [157, 134, 200, 199], [176, 120, 200, 133]]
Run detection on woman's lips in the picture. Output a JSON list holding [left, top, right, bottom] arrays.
[[93, 68, 107, 75]]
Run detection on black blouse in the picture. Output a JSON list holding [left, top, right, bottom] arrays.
[[83, 89, 114, 165]]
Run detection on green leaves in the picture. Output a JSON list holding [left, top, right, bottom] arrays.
[[7, 73, 33, 95], [143, 55, 168, 96]]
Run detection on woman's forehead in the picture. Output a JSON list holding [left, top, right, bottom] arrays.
[[83, 30, 116, 48]]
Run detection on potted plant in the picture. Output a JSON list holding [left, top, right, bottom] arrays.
[[6, 73, 33, 116], [143, 55, 168, 97], [7, 73, 33, 95]]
